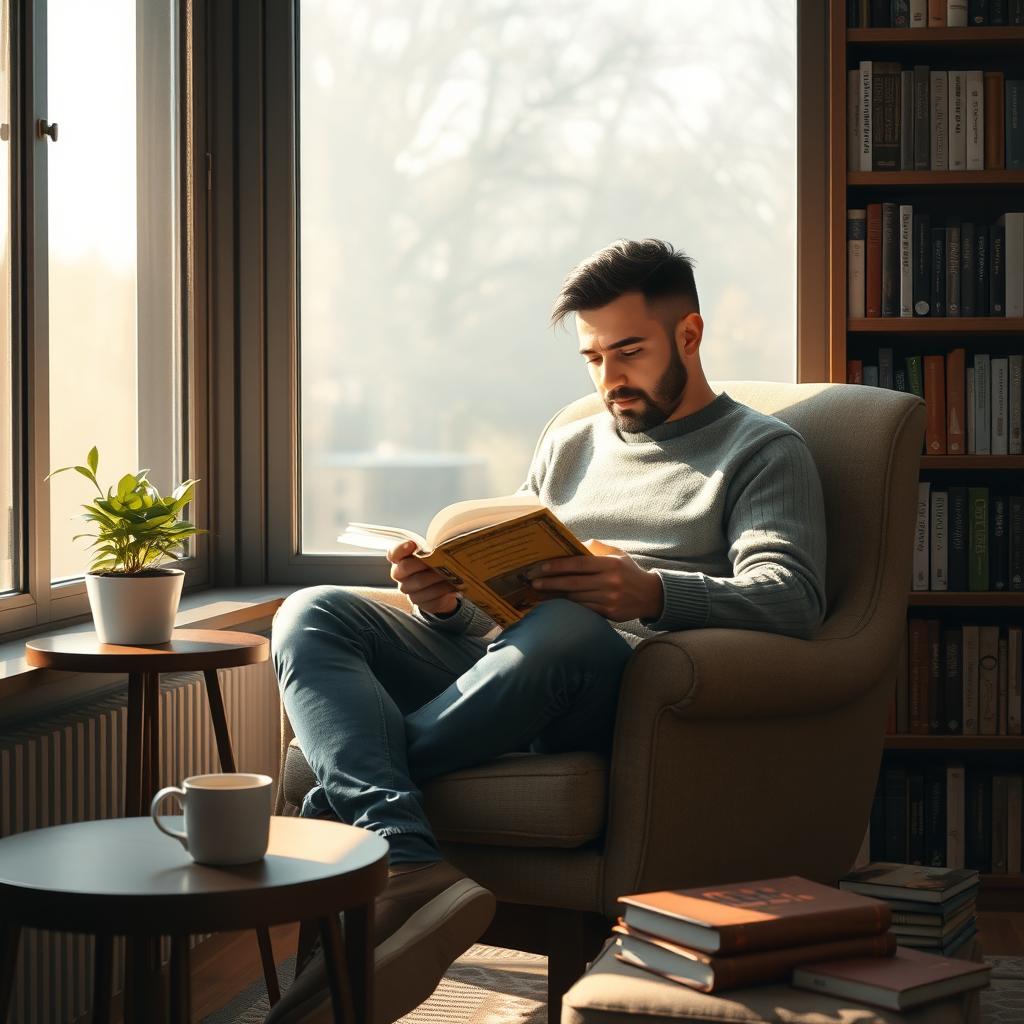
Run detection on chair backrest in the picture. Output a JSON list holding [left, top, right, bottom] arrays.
[[536, 381, 925, 647]]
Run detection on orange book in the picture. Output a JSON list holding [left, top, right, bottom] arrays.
[[847, 360, 864, 384], [617, 876, 891, 956], [924, 355, 946, 454], [908, 618, 931, 735], [946, 348, 966, 454], [927, 0, 945, 25], [866, 204, 883, 318], [613, 921, 896, 993], [984, 72, 1005, 170]]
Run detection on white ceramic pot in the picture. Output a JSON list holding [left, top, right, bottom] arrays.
[[84, 568, 185, 645]]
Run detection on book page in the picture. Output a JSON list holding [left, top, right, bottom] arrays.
[[426, 495, 545, 549], [338, 523, 428, 552]]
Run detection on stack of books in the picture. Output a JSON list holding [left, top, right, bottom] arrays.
[[611, 875, 896, 993], [839, 863, 980, 957]]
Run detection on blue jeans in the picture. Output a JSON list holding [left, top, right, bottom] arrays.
[[271, 589, 633, 864]]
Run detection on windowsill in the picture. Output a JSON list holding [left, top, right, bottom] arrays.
[[0, 585, 307, 695]]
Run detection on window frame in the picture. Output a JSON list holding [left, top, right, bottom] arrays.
[[0, 0, 211, 643], [260, 0, 829, 587]]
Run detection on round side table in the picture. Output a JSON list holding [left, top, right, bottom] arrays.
[[23, 628, 282, 1002], [0, 816, 388, 1024]]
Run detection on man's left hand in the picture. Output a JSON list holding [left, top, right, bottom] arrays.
[[530, 539, 664, 622]]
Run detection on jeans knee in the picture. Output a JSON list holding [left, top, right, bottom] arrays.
[[271, 586, 369, 677], [510, 599, 632, 672]]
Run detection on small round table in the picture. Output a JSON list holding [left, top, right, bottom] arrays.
[[23, 629, 281, 1000], [0, 816, 389, 1024]]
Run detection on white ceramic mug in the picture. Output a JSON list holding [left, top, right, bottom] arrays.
[[150, 773, 273, 865]]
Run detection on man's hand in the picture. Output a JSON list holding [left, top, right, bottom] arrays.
[[387, 540, 461, 616], [529, 539, 664, 622]]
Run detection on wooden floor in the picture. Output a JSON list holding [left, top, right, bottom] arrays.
[[184, 912, 1024, 1022]]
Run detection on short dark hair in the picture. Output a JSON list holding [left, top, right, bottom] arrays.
[[550, 239, 700, 327]]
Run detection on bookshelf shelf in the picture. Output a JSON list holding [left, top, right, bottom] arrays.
[[848, 319, 1024, 334], [920, 456, 1024, 469], [907, 592, 1024, 607], [848, 171, 1024, 187], [847, 27, 1024, 46], [884, 736, 1024, 750]]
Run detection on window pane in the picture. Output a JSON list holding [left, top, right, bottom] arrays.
[[0, 0, 12, 591], [47, 1, 184, 582], [298, 1, 796, 551]]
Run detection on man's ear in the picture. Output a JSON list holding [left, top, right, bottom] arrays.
[[675, 311, 704, 356]]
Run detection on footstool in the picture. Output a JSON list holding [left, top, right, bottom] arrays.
[[562, 936, 984, 1024]]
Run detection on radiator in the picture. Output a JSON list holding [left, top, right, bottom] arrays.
[[0, 657, 281, 1023]]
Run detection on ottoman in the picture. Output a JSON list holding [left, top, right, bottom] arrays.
[[562, 936, 985, 1024]]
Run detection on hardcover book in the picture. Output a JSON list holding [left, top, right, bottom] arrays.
[[839, 863, 979, 904]]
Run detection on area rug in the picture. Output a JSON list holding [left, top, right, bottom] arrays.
[[202, 947, 1022, 1024]]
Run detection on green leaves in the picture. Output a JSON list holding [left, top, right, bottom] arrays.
[[44, 447, 205, 575]]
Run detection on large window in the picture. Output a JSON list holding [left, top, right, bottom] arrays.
[[297, 0, 798, 554]]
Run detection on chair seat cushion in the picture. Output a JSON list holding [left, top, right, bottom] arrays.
[[282, 738, 607, 848], [562, 939, 983, 1024]]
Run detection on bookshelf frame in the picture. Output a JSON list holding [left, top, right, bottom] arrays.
[[828, 6, 1024, 909]]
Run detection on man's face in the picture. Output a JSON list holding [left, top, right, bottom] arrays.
[[576, 292, 689, 432]]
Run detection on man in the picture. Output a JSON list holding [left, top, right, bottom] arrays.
[[268, 239, 826, 1020]]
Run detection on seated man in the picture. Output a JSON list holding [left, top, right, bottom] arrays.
[[268, 239, 827, 1020]]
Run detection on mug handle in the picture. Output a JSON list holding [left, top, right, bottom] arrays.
[[150, 786, 189, 850]]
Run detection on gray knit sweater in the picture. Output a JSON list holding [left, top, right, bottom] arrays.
[[421, 392, 827, 647]]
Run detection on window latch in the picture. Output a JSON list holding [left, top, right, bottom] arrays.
[[36, 120, 58, 142]]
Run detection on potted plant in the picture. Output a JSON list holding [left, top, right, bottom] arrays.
[[46, 447, 204, 644]]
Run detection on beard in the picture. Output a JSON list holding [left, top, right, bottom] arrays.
[[605, 346, 689, 432]]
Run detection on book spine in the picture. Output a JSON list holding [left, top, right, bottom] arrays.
[[912, 0, 929, 21], [1008, 80, 1024, 169], [1002, 212, 1024, 317], [969, 0, 990, 20], [960, 221, 976, 317], [913, 480, 931, 591], [925, 762, 948, 865], [849, 0, 862, 25], [946, 221, 961, 316], [966, 769, 992, 872], [991, 492, 1009, 590], [864, 365, 879, 388], [947, 762, 966, 868], [847, 359, 864, 384], [992, 774, 1009, 873], [899, 205, 914, 316], [990, 222, 1005, 316], [928, 618, 944, 733], [884, 764, 910, 860], [948, 0, 969, 22], [969, 485, 990, 590], [991, 0, 1007, 20], [975, 224, 990, 316], [1011, 495, 1024, 591], [894, 0, 911, 25], [848, 69, 861, 173], [948, 485, 969, 590], [913, 65, 931, 170], [1009, 775, 1022, 872], [973, 353, 991, 454], [860, 61, 874, 172], [947, 347, 966, 453], [867, 204, 883, 317], [848, 210, 867, 319], [967, 366, 976, 453], [944, 627, 964, 733], [929, 0, 947, 23], [882, 202, 900, 316], [999, 637, 1009, 735], [931, 489, 949, 589], [1009, 627, 1023, 734], [906, 353, 925, 398], [873, 0, 892, 24], [966, 70, 985, 169], [910, 617, 930, 733], [992, 356, 1009, 455], [924, 354, 947, 453], [879, 346, 895, 389], [963, 625, 980, 735], [979, 627, 1000, 734], [909, 769, 926, 864], [901, 69, 915, 169], [931, 70, 949, 169], [1014, 0, 1024, 22], [984, 71, 1005, 169], [913, 210, 931, 315], [948, 71, 966, 170], [1009, 353, 1022, 453]]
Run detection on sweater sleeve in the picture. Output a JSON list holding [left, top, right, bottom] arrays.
[[642, 434, 828, 639]]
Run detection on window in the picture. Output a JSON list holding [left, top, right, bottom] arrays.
[[0, 0, 13, 595], [294, 0, 798, 555], [0, 0, 201, 636]]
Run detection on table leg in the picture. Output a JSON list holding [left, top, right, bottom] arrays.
[[0, 922, 19, 1024], [144, 673, 161, 802], [125, 673, 145, 816], [318, 914, 355, 1024], [169, 935, 190, 1024], [202, 668, 237, 773], [257, 927, 281, 1005], [91, 934, 113, 1024], [125, 935, 161, 1023], [344, 904, 374, 1024]]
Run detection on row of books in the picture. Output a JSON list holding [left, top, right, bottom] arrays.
[[869, 764, 1023, 874], [847, 65, 1022, 171], [911, 485, 1024, 592], [846, 207, 1024, 318], [840, 863, 980, 958], [848, 0, 1024, 27], [847, 349, 1022, 455], [605, 874, 989, 1011], [895, 619, 1024, 734]]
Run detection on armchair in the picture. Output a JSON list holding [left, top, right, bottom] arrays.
[[275, 380, 926, 1023]]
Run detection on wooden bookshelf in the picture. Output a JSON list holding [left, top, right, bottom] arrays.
[[831, 5, 1024, 907]]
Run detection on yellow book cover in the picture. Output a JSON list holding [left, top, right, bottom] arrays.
[[338, 496, 591, 627]]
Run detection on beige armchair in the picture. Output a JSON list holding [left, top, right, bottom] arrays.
[[275, 380, 926, 1023]]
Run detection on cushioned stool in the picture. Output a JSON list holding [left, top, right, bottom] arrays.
[[562, 937, 984, 1024]]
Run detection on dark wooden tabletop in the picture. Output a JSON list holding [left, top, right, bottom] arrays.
[[0, 816, 389, 935], [24, 628, 270, 673]]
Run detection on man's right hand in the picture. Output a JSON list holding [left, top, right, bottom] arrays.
[[387, 540, 461, 616]]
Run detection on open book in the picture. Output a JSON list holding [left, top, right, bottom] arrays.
[[338, 495, 591, 627]]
